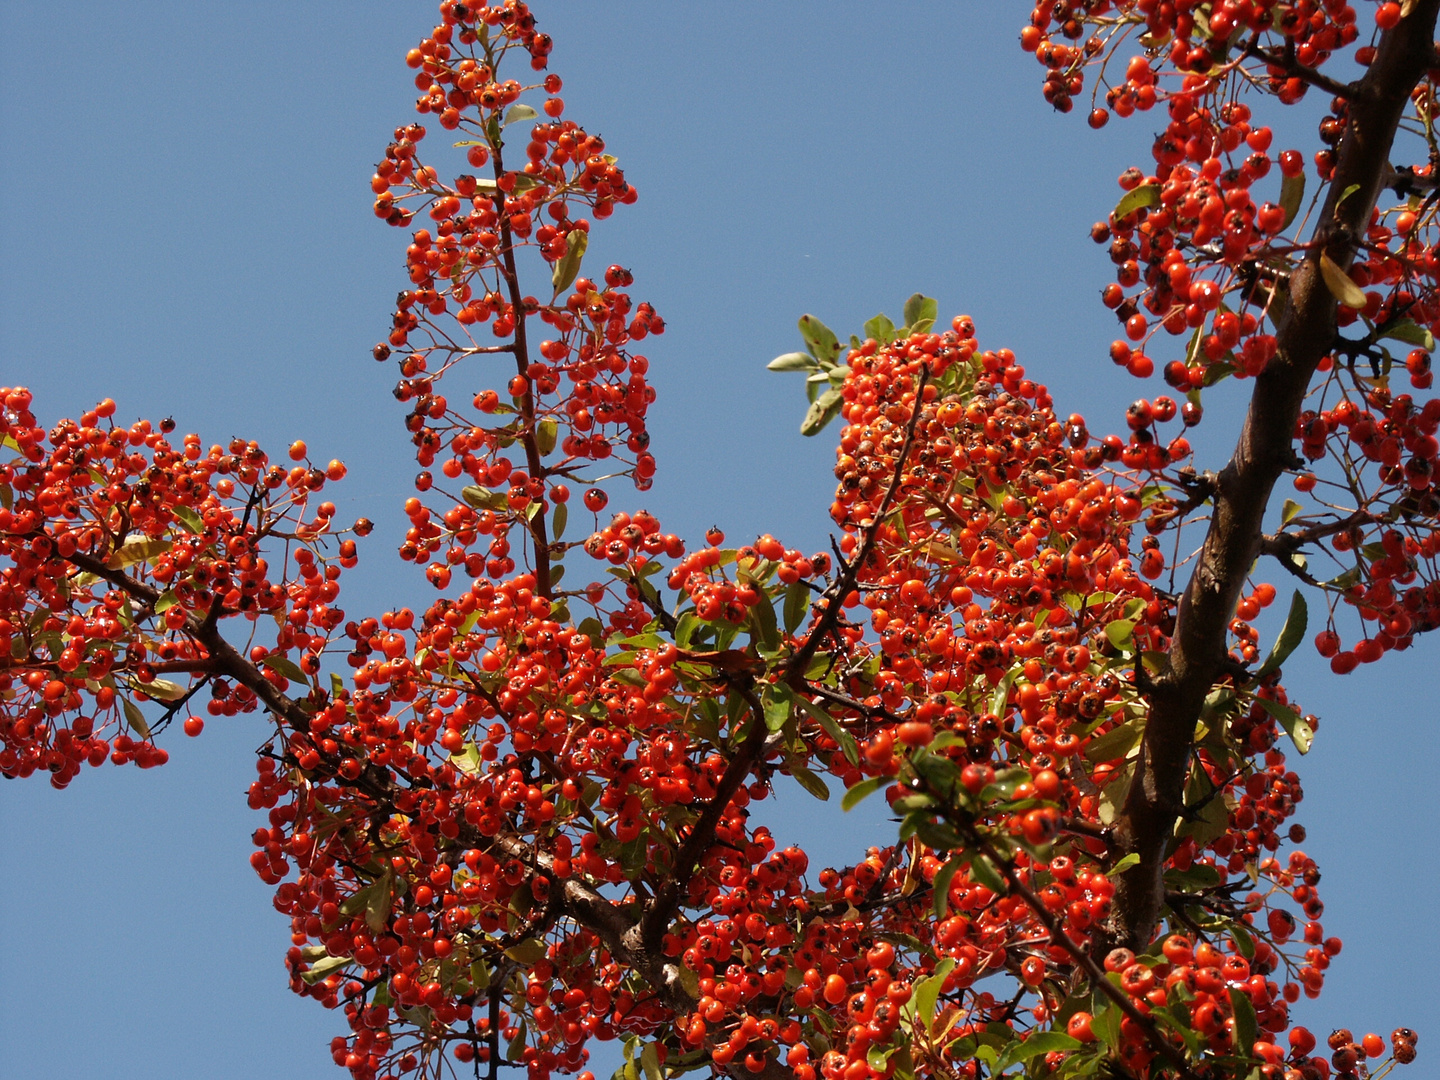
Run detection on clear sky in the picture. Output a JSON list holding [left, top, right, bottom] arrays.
[[1, 3, 1435, 1079]]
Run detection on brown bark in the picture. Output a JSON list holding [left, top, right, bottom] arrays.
[[1106, 3, 1440, 950]]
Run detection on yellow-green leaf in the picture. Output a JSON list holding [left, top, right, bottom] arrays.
[[551, 228, 588, 296], [171, 505, 205, 534], [535, 419, 558, 456], [121, 699, 151, 739], [503, 103, 538, 126], [1319, 253, 1366, 309], [1279, 171, 1305, 230], [1113, 183, 1161, 221], [300, 955, 353, 984], [1106, 852, 1141, 876], [107, 537, 171, 570], [504, 938, 547, 965], [129, 677, 186, 702]]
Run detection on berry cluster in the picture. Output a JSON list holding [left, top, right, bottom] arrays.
[[0, 387, 350, 787]]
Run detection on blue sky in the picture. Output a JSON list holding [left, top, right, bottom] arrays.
[[1, 3, 1435, 1078]]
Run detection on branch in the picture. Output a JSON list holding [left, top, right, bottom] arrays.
[[787, 364, 930, 682], [639, 679, 771, 950], [1243, 38, 1359, 101], [488, 145, 552, 600], [1107, 1, 1440, 951], [957, 825, 1205, 1080]]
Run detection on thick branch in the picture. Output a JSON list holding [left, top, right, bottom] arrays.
[[69, 550, 317, 735], [1107, 1, 1440, 950], [490, 143, 553, 599], [960, 828, 1202, 1080], [638, 680, 771, 952]]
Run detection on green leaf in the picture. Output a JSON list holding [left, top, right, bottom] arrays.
[[793, 695, 860, 767], [798, 314, 843, 366], [1185, 783, 1231, 847], [768, 351, 817, 372], [763, 688, 791, 732], [1334, 182, 1362, 209], [552, 228, 589, 296], [468, 957, 491, 991], [503, 103, 539, 126], [968, 855, 1006, 895], [300, 954, 353, 984], [992, 1032, 1083, 1074], [1255, 697, 1314, 754], [1256, 590, 1307, 679], [171, 505, 205, 534], [534, 418, 558, 457], [506, 1018, 528, 1063], [462, 485, 509, 512], [1084, 718, 1143, 763], [1113, 183, 1161, 221], [914, 819, 964, 851], [1104, 619, 1136, 652], [153, 591, 179, 614], [864, 313, 896, 343], [801, 387, 844, 437], [340, 881, 378, 917], [121, 699, 151, 740], [989, 663, 1022, 720], [1380, 318, 1435, 351], [790, 764, 830, 802], [1279, 172, 1305, 230], [748, 588, 780, 653], [1106, 852, 1141, 877], [107, 537, 171, 571], [1281, 499, 1303, 525], [1097, 767, 1133, 826], [1092, 1004, 1122, 1052], [902, 294, 938, 334], [1229, 987, 1260, 1057], [366, 874, 393, 933], [842, 775, 886, 812], [932, 857, 962, 920], [1232, 924, 1256, 960], [911, 958, 955, 1032], [552, 501, 568, 540], [639, 1043, 662, 1080], [783, 581, 810, 634], [263, 654, 309, 683], [1165, 863, 1222, 891]]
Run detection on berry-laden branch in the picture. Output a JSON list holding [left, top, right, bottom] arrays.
[[10, 4, 1439, 1080], [1107, 0, 1440, 953]]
